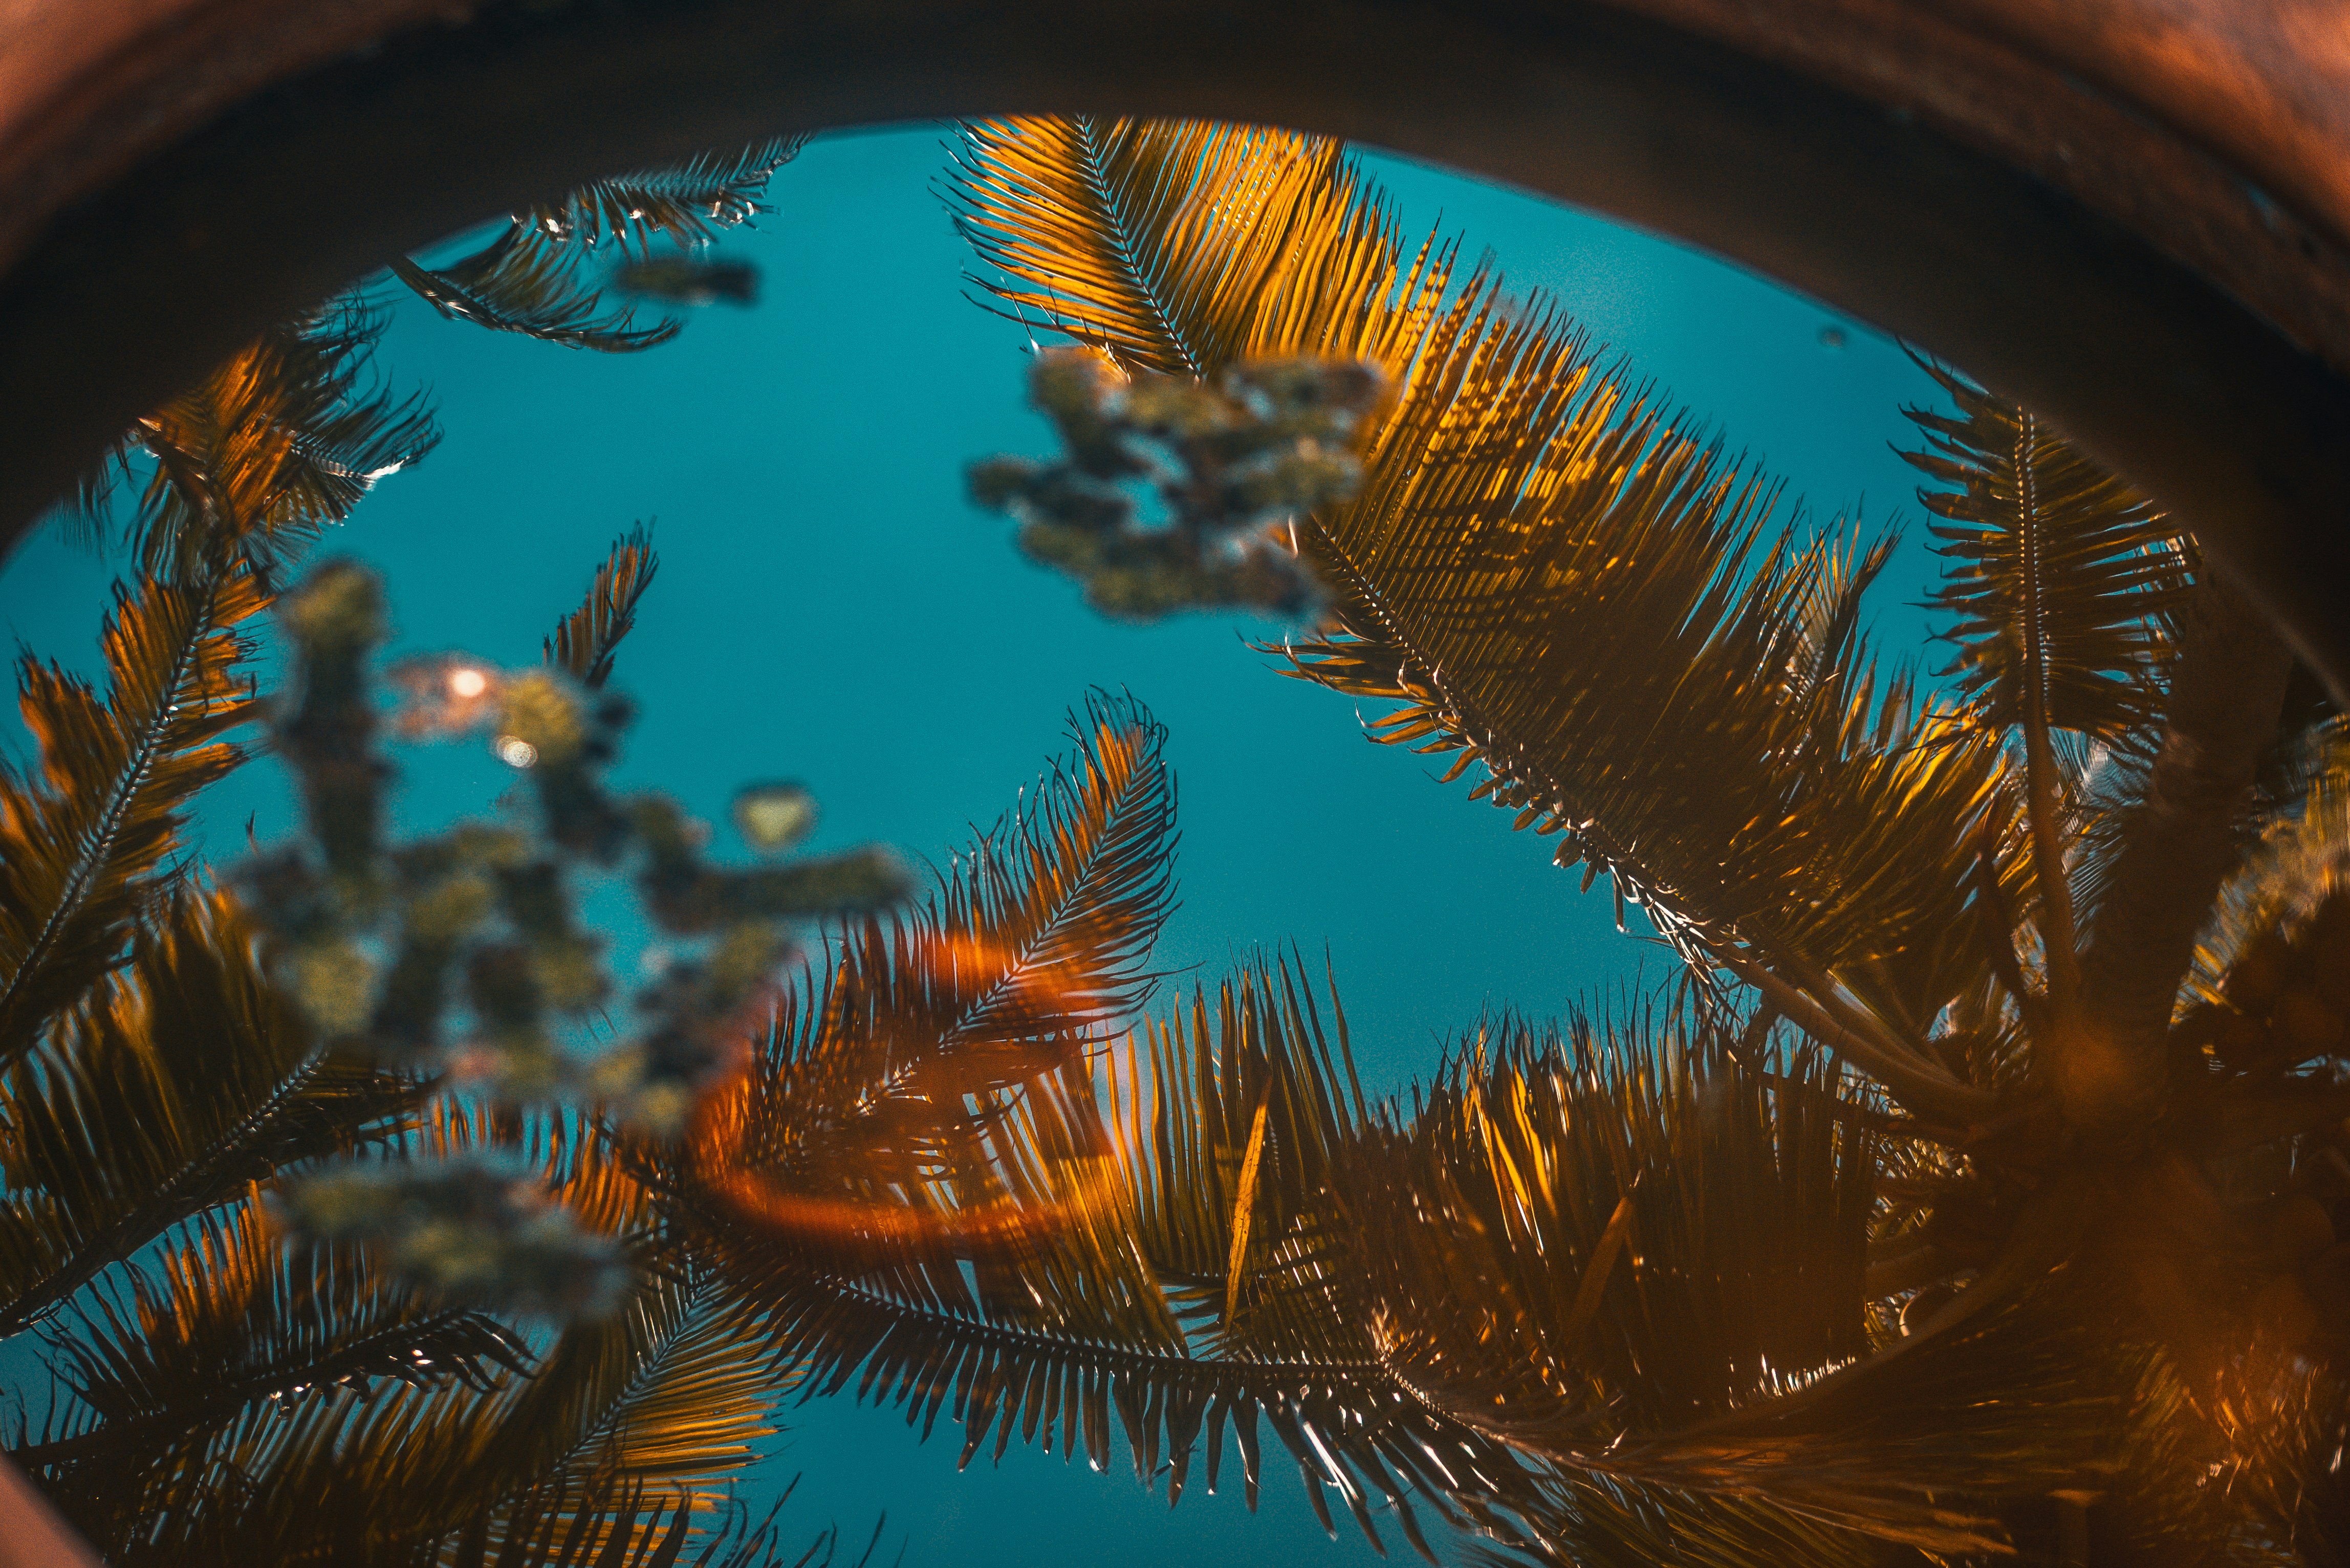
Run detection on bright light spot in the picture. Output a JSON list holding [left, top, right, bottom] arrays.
[[448, 667, 489, 699], [496, 735, 539, 769]]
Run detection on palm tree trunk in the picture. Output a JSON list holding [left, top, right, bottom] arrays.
[[2074, 578, 2293, 1131]]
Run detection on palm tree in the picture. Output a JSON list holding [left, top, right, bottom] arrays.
[[933, 115, 2350, 1561], [21, 113, 2348, 1568]]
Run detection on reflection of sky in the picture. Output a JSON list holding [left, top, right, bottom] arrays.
[[0, 126, 1945, 1566]]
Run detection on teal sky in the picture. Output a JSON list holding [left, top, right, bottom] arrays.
[[0, 125, 1947, 1567]]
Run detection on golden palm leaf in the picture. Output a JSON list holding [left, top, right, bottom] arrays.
[[58, 1273, 776, 1566], [949, 119, 2014, 1117], [120, 308, 438, 586], [948, 117, 1453, 381], [0, 883, 419, 1337], [30, 1082, 775, 1568], [17, 1192, 529, 1527], [0, 571, 269, 1068]]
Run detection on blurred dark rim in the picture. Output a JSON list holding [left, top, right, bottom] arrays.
[[5, 0, 2349, 696]]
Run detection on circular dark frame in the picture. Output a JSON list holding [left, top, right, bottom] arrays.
[[6, 0, 2350, 694]]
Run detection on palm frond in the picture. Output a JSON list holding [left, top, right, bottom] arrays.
[[1359, 1005, 1875, 1442], [17, 1194, 529, 1473], [948, 118, 2012, 1099], [397, 138, 802, 353], [2185, 717, 2350, 1006], [391, 240, 684, 354], [947, 118, 1453, 379], [547, 526, 660, 689], [0, 884, 421, 1335], [654, 710, 1517, 1556], [0, 571, 268, 1068], [37, 1221, 774, 1565], [674, 951, 1538, 1563], [481, 1274, 778, 1506], [524, 138, 806, 257], [1340, 1008, 2098, 1554], [749, 687, 1178, 1156], [121, 304, 439, 585], [1579, 1286, 2138, 1555], [1292, 319, 2010, 1077], [1906, 357, 2195, 744]]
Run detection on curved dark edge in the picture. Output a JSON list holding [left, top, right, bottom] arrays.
[[3, 0, 2347, 698]]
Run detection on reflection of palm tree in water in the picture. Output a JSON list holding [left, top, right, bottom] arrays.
[[15, 112, 2350, 1568]]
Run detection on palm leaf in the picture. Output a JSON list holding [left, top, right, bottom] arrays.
[[948, 118, 1452, 380], [1905, 358, 2199, 1005], [1906, 357, 2195, 745], [1294, 306, 2008, 1029], [31, 1110, 773, 1568], [948, 118, 2011, 1113], [655, 708, 1519, 1558], [397, 138, 802, 354], [120, 306, 439, 585], [1112, 955, 1371, 1367], [522, 139, 806, 257], [1355, 1006, 2138, 1552], [448, 1272, 781, 1542], [17, 1195, 529, 1475], [674, 953, 1538, 1563], [42, 1275, 775, 1566], [547, 526, 661, 689], [744, 687, 1178, 1164], [2180, 717, 2350, 1007], [0, 884, 421, 1335], [391, 239, 684, 355], [1359, 1005, 1875, 1441], [0, 569, 269, 1066]]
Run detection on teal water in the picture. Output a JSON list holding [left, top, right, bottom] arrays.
[[0, 124, 1945, 1566]]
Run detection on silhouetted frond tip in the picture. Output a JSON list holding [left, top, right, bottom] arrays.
[[395, 136, 803, 353], [546, 525, 660, 689], [392, 242, 685, 355]]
